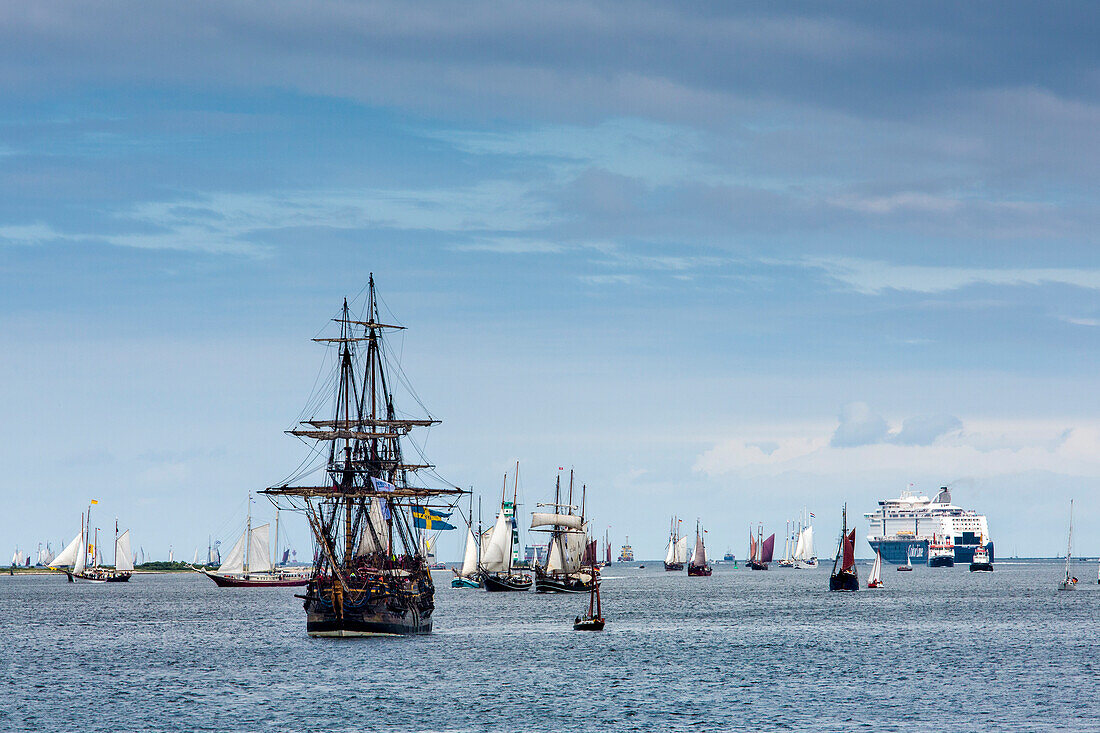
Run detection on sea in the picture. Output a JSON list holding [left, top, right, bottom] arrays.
[[3, 560, 1098, 732]]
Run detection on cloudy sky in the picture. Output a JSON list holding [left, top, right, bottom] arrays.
[[3, 2, 1100, 561]]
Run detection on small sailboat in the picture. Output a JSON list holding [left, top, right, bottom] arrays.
[[481, 469, 532, 592], [867, 551, 884, 588], [1059, 500, 1077, 590], [969, 541, 993, 572], [897, 554, 913, 572], [829, 504, 858, 591], [687, 520, 712, 576], [197, 499, 308, 587], [748, 526, 774, 570], [50, 503, 133, 583], [452, 493, 482, 588], [663, 517, 687, 571], [573, 555, 605, 631]]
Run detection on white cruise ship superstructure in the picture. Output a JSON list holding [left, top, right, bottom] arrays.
[[865, 487, 993, 565]]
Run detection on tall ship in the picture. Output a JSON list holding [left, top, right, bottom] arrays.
[[262, 277, 462, 636], [530, 471, 594, 593], [663, 517, 688, 571], [687, 521, 712, 577], [50, 503, 133, 583], [865, 486, 993, 564], [792, 509, 817, 568], [617, 538, 634, 563], [480, 469, 532, 592]]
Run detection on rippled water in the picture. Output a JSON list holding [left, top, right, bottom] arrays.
[[3, 561, 1098, 732]]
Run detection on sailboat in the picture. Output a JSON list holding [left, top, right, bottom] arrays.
[[531, 471, 594, 593], [897, 554, 913, 572], [663, 517, 687, 571], [687, 520, 712, 576], [829, 504, 858, 591], [1059, 500, 1077, 590], [451, 493, 482, 588], [777, 520, 795, 567], [481, 468, 532, 592], [50, 503, 133, 583], [867, 551, 884, 588], [602, 528, 612, 568], [197, 499, 308, 587], [792, 509, 817, 568], [748, 526, 774, 570], [261, 277, 464, 636], [573, 549, 605, 631]]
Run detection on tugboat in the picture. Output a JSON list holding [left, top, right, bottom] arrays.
[[531, 471, 594, 593], [687, 521, 713, 576], [969, 543, 993, 572], [50, 503, 133, 583], [927, 534, 955, 568], [261, 277, 464, 636], [867, 551, 884, 588], [663, 517, 687, 571], [829, 504, 859, 591], [748, 525, 774, 570]]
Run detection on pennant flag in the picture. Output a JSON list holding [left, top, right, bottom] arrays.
[[371, 476, 396, 492], [412, 507, 456, 531]]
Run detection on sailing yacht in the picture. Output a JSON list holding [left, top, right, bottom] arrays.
[[663, 517, 687, 571], [481, 468, 532, 592], [198, 499, 308, 587], [792, 510, 817, 568], [829, 504, 858, 591], [897, 555, 913, 572], [531, 471, 594, 593], [777, 521, 795, 567], [49, 502, 133, 583], [687, 520, 712, 576], [1059, 500, 1077, 590], [452, 493, 482, 588], [867, 551, 884, 588]]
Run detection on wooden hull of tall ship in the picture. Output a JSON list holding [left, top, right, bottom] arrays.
[[482, 573, 532, 592], [66, 570, 131, 583], [829, 570, 859, 591], [302, 575, 435, 637], [202, 569, 309, 587], [534, 567, 594, 594], [749, 561, 768, 570], [687, 564, 712, 577], [663, 562, 684, 572]]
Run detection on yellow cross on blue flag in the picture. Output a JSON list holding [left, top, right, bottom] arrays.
[[412, 507, 456, 531]]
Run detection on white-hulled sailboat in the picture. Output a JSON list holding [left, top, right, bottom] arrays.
[[1059, 499, 1077, 591], [793, 509, 817, 568], [867, 551, 884, 588]]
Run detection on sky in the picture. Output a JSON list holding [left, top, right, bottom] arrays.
[[3, 1, 1100, 562]]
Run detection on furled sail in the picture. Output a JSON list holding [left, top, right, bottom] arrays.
[[530, 513, 584, 530], [481, 509, 513, 573], [49, 533, 82, 568], [355, 499, 391, 557], [115, 530, 134, 572], [248, 523, 272, 573], [459, 527, 479, 577], [675, 535, 689, 563], [218, 529, 248, 574]]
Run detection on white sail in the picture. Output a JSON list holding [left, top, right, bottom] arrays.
[[459, 527, 479, 577], [664, 538, 677, 565], [481, 509, 513, 573], [50, 533, 83, 568], [355, 499, 391, 557], [793, 528, 806, 561], [675, 535, 689, 564], [869, 552, 883, 585], [248, 523, 272, 573], [218, 529, 248, 574], [115, 530, 134, 571], [546, 534, 565, 572], [530, 513, 584, 530], [73, 532, 87, 574], [801, 526, 814, 559], [560, 525, 589, 574]]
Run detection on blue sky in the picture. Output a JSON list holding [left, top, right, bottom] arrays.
[[3, 2, 1100, 561]]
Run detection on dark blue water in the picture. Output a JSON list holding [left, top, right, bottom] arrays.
[[3, 561, 1098, 732]]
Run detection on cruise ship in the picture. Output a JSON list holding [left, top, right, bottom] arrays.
[[865, 487, 993, 564]]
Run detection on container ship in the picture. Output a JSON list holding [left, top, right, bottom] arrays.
[[865, 486, 993, 564]]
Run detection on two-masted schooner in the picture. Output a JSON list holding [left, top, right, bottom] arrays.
[[748, 525, 774, 570], [197, 499, 308, 587], [687, 520, 712, 576], [262, 276, 463, 636], [663, 516, 688, 571], [49, 502, 133, 583], [481, 467, 532, 592], [829, 504, 859, 591], [531, 471, 594, 593]]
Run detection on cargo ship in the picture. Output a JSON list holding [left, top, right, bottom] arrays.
[[865, 486, 993, 564]]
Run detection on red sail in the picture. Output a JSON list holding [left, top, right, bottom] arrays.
[[748, 532, 757, 561], [761, 534, 775, 563], [842, 529, 856, 571], [582, 539, 597, 567]]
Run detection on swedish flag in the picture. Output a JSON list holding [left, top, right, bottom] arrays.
[[412, 507, 456, 531]]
